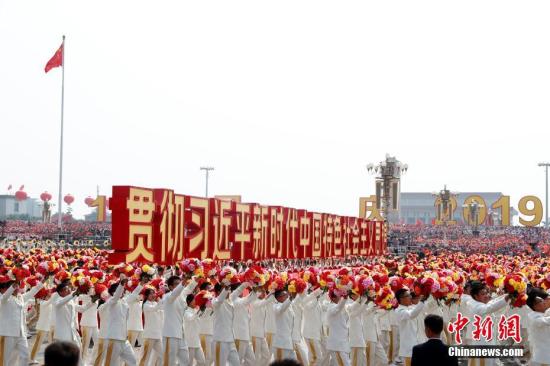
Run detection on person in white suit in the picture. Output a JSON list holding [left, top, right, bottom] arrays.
[[249, 287, 274, 366], [48, 290, 60, 342], [272, 289, 297, 362], [459, 281, 474, 345], [231, 282, 256, 366], [53, 281, 97, 348], [197, 282, 214, 366], [394, 288, 426, 366], [466, 281, 510, 366], [97, 278, 145, 366], [289, 290, 310, 366], [30, 287, 55, 362], [325, 291, 352, 366], [526, 287, 550, 366], [362, 301, 389, 366], [127, 272, 153, 351], [264, 292, 277, 353], [184, 294, 206, 366], [161, 275, 198, 366], [302, 287, 325, 366], [78, 292, 99, 362], [346, 293, 368, 366], [211, 282, 245, 366], [0, 279, 43, 366], [140, 288, 164, 366]]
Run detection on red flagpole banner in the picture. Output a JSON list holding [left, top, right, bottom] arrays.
[[109, 186, 387, 264], [45, 42, 63, 73]]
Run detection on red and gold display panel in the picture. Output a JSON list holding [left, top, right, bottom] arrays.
[[110, 186, 386, 264]]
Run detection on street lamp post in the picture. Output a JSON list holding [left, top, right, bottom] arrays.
[[200, 166, 215, 198], [366, 154, 408, 223], [433, 185, 458, 246], [538, 162, 550, 228]]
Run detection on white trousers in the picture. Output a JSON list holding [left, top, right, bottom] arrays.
[[139, 338, 163, 366], [98, 339, 137, 366], [189, 346, 206, 366], [366, 341, 388, 366], [305, 338, 324, 366], [211, 341, 240, 366], [327, 351, 351, 366], [252, 337, 271, 366], [30, 330, 48, 361], [391, 325, 399, 362], [199, 334, 213, 366], [163, 337, 189, 366], [350, 347, 366, 366], [379, 330, 390, 361], [235, 339, 255, 366], [128, 330, 142, 347], [0, 335, 29, 366], [81, 326, 99, 362], [272, 347, 297, 362], [293, 339, 309, 366]]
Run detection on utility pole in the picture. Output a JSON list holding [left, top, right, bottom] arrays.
[[200, 167, 215, 198]]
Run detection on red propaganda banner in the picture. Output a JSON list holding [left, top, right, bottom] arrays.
[[109, 186, 386, 264]]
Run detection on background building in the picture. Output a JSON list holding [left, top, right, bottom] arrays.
[[0, 195, 42, 220], [399, 192, 517, 224]]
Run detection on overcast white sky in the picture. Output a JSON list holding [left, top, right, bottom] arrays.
[[1, 1, 550, 220]]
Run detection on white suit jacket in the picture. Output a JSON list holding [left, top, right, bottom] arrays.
[[250, 296, 273, 338], [265, 297, 277, 334], [36, 296, 55, 332], [326, 299, 351, 353], [395, 301, 425, 357], [212, 285, 244, 343], [347, 298, 367, 348], [143, 301, 164, 340], [54, 292, 94, 342], [272, 298, 294, 350], [98, 284, 129, 341], [232, 286, 256, 341], [361, 302, 378, 343], [184, 308, 202, 348], [0, 283, 43, 337], [161, 279, 197, 339], [78, 294, 98, 328], [125, 286, 144, 331], [528, 310, 550, 363], [302, 289, 324, 341], [291, 293, 306, 342], [49, 292, 60, 329], [198, 308, 214, 335]]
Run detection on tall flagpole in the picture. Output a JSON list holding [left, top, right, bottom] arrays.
[[57, 35, 65, 229]]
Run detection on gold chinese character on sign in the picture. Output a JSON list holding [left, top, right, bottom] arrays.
[[286, 208, 299, 258], [235, 203, 252, 261], [359, 196, 383, 220], [126, 188, 155, 262], [212, 199, 232, 260]]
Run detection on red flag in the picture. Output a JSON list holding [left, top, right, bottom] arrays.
[[45, 43, 63, 73]]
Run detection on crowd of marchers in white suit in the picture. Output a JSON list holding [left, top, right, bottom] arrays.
[[1, 271, 550, 366]]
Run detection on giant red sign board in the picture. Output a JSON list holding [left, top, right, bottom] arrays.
[[110, 186, 386, 264]]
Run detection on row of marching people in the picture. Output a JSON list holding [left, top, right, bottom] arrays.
[[2, 271, 550, 365]]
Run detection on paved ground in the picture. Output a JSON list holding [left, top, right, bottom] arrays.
[[25, 331, 527, 366]]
